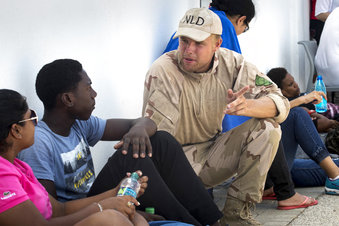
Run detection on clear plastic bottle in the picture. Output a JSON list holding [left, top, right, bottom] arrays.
[[117, 172, 140, 198], [314, 75, 328, 113]]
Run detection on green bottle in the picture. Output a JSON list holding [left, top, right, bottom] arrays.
[[145, 207, 155, 215]]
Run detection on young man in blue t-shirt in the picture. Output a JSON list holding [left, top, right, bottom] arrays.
[[19, 59, 222, 226]]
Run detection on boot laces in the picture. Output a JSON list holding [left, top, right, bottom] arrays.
[[240, 201, 256, 220]]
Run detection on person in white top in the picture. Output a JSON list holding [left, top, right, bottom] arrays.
[[315, 0, 339, 21], [315, 7, 339, 86]]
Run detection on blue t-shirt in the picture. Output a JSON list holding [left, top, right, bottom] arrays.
[[18, 116, 106, 202], [162, 7, 250, 132]]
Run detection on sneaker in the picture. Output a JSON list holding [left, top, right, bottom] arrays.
[[325, 177, 339, 195]]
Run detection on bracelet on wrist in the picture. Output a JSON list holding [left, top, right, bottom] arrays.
[[96, 202, 103, 212]]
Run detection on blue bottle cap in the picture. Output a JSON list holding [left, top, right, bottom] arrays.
[[131, 172, 139, 180], [317, 75, 323, 80]]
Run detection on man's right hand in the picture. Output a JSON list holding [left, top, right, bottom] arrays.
[[224, 86, 250, 116]]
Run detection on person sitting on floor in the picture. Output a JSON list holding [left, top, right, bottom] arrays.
[[268, 67, 339, 133], [142, 7, 291, 225], [267, 67, 339, 195], [163, 0, 319, 211], [0, 89, 148, 226], [18, 59, 222, 226]]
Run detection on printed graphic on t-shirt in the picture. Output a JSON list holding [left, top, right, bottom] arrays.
[[60, 138, 95, 196]]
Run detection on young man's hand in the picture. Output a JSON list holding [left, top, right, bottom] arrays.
[[114, 126, 153, 158]]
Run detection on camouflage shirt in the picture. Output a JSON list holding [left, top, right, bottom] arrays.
[[142, 48, 290, 145]]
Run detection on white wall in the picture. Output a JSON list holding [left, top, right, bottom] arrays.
[[0, 0, 199, 174], [202, 0, 310, 91]]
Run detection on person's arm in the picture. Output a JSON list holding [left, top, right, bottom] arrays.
[[315, 0, 331, 22], [309, 112, 339, 133], [288, 91, 335, 133], [51, 174, 148, 222], [101, 118, 156, 158], [224, 69, 290, 123], [315, 12, 330, 22], [289, 91, 326, 109], [54, 172, 148, 215], [0, 195, 139, 225], [101, 118, 156, 141], [243, 97, 278, 118], [38, 179, 58, 199], [142, 61, 182, 134], [224, 86, 278, 118], [227, 55, 290, 123], [0, 171, 148, 225], [0, 200, 51, 225], [37, 180, 120, 212]]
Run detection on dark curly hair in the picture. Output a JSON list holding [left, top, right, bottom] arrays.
[[0, 89, 28, 153], [35, 59, 83, 110], [210, 0, 255, 24], [266, 67, 288, 89]]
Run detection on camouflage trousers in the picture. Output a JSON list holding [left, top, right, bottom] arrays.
[[182, 117, 280, 203]]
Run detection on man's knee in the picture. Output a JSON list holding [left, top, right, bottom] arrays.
[[150, 130, 182, 151], [246, 118, 281, 164]]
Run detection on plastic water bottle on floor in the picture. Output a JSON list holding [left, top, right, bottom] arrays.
[[314, 75, 327, 113], [117, 172, 140, 198]]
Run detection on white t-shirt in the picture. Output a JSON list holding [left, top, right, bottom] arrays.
[[315, 0, 339, 16], [315, 7, 339, 86]]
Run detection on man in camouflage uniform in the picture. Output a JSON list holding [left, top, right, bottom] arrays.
[[142, 8, 290, 225]]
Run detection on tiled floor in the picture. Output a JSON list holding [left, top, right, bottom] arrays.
[[213, 185, 339, 225]]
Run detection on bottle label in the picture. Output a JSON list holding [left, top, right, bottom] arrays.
[[117, 187, 137, 198]]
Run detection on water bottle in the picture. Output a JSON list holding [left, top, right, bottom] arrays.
[[117, 172, 140, 198], [314, 75, 327, 113]]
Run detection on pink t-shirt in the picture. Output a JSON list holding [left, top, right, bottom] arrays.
[[0, 156, 52, 219]]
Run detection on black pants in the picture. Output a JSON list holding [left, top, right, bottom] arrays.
[[88, 131, 222, 226], [265, 140, 296, 201], [310, 19, 324, 45]]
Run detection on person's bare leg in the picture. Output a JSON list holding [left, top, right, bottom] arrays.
[[74, 209, 133, 226], [319, 156, 339, 179], [263, 187, 316, 207], [132, 212, 148, 226], [263, 187, 274, 196], [277, 192, 316, 207]]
